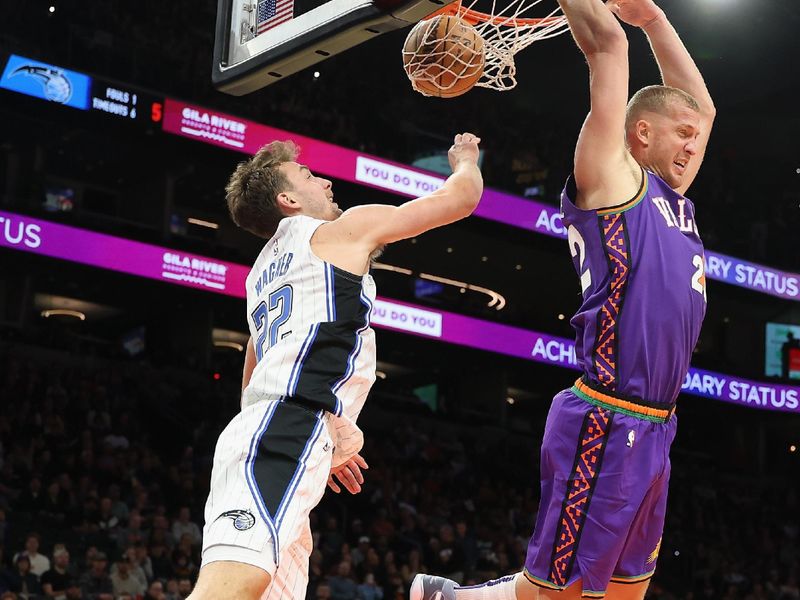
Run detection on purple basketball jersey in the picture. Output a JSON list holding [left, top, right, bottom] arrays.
[[561, 169, 707, 404]]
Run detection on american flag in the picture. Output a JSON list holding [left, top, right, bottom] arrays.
[[257, 0, 294, 35]]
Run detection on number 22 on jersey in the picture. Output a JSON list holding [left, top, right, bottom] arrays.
[[251, 285, 294, 361]]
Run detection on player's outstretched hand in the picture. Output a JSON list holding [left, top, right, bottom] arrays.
[[327, 453, 369, 494], [448, 132, 481, 172], [606, 0, 664, 28]]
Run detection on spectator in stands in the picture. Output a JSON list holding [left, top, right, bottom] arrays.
[[110, 547, 147, 588], [315, 581, 332, 600], [78, 552, 113, 600], [40, 481, 69, 531], [357, 573, 384, 600], [4, 555, 41, 600], [13, 533, 50, 577], [132, 544, 153, 583], [176, 577, 192, 599], [64, 583, 84, 600], [144, 579, 166, 600], [116, 510, 146, 551], [170, 508, 201, 548], [16, 479, 45, 515], [329, 561, 358, 600], [110, 559, 145, 597], [41, 546, 75, 599], [148, 542, 171, 581]]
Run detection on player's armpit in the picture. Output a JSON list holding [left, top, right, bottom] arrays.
[[241, 337, 257, 393]]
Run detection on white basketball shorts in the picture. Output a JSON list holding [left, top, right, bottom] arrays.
[[201, 399, 333, 598]]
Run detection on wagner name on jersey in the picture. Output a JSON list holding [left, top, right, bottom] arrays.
[[242, 215, 377, 466]]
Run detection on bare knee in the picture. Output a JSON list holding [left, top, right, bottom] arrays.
[[189, 561, 271, 600]]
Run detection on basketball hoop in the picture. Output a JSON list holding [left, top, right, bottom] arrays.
[[406, 0, 568, 93]]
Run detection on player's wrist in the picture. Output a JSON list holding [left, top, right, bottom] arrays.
[[641, 9, 665, 30]]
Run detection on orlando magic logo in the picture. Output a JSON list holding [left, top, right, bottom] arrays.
[[215, 509, 256, 531], [10, 65, 72, 104]]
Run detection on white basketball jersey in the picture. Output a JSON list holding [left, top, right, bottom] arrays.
[[242, 215, 377, 430]]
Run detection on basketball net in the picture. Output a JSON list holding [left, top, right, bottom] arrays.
[[412, 0, 568, 93]]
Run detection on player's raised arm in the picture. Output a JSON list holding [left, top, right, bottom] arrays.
[[558, 0, 641, 210], [314, 133, 483, 256], [608, 0, 716, 196]]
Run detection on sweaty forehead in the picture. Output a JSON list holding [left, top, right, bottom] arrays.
[[278, 162, 310, 181], [668, 102, 700, 127]]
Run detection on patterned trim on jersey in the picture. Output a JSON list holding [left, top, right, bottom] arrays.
[[246, 402, 323, 564], [523, 570, 565, 591], [596, 170, 648, 216], [572, 377, 674, 423], [609, 569, 656, 584], [547, 407, 613, 588], [592, 212, 631, 388]]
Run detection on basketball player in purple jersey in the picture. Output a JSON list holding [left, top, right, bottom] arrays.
[[188, 133, 482, 600], [412, 1, 715, 599]]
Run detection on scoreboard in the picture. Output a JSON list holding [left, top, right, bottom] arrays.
[[90, 80, 163, 125], [0, 53, 164, 127]]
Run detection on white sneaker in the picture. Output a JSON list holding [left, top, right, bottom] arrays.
[[410, 574, 457, 600]]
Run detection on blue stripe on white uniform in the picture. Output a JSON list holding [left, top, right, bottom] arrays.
[[287, 323, 320, 397], [326, 264, 336, 322], [244, 401, 281, 561], [274, 417, 325, 527], [330, 290, 373, 416], [323, 264, 333, 321]]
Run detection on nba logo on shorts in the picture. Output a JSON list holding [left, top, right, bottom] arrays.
[[216, 509, 256, 531]]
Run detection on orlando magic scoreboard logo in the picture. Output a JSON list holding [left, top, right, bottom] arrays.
[[0, 54, 91, 110]]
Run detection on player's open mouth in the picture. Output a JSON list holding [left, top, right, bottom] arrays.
[[673, 160, 687, 174]]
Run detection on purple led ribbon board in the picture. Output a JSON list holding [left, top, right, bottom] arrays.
[[162, 99, 800, 302], [1, 59, 796, 303], [2, 210, 798, 413]]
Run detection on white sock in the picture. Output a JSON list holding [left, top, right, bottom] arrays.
[[453, 573, 519, 600]]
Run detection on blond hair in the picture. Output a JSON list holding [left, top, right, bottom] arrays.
[[625, 85, 700, 132]]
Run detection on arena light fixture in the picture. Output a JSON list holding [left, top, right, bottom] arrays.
[[372, 262, 506, 309], [41, 309, 85, 320], [419, 272, 507, 310], [371, 263, 413, 275], [187, 217, 220, 230], [213, 341, 244, 352]]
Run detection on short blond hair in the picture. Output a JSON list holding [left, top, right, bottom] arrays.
[[225, 140, 299, 238], [625, 85, 700, 132]]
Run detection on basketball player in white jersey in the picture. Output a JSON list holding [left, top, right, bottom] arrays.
[[188, 132, 483, 600]]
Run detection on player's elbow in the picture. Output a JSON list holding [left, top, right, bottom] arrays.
[[582, 26, 627, 59], [703, 101, 717, 122]]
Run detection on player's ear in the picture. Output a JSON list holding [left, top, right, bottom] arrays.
[[276, 192, 299, 212], [634, 119, 650, 146]]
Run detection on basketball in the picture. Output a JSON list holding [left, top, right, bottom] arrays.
[[402, 15, 485, 98]]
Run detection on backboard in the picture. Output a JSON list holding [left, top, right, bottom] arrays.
[[212, 0, 456, 95]]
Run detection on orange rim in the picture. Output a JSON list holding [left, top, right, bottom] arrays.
[[429, 0, 563, 27]]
